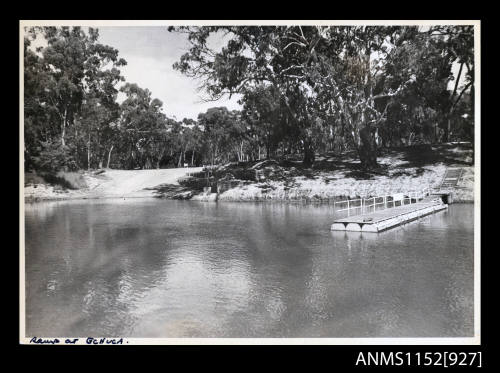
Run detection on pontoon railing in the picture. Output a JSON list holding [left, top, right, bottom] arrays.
[[333, 187, 431, 216]]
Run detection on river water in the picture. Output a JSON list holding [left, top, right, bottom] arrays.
[[24, 199, 474, 338]]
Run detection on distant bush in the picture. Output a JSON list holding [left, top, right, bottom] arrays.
[[57, 171, 87, 189], [40, 171, 87, 190], [24, 172, 45, 186], [208, 168, 256, 181], [35, 141, 79, 172], [179, 176, 214, 191], [41, 173, 77, 189], [190, 171, 207, 178], [228, 168, 256, 181]]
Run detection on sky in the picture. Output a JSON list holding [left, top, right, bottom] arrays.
[[97, 27, 242, 120]]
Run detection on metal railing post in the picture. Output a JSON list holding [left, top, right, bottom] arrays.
[[334, 188, 433, 216]]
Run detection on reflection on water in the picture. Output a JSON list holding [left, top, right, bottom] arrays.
[[24, 200, 474, 338]]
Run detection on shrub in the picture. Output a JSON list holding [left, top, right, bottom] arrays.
[[24, 172, 45, 186], [39, 171, 87, 190], [35, 141, 79, 172], [41, 173, 77, 190], [228, 168, 257, 181], [179, 176, 214, 191], [56, 171, 87, 189]]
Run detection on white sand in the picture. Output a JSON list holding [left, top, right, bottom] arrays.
[[25, 167, 203, 201]]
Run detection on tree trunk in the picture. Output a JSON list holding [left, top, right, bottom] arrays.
[[358, 125, 378, 170], [408, 132, 414, 146], [469, 83, 474, 141], [61, 109, 67, 147], [106, 145, 114, 168], [445, 117, 452, 143], [303, 140, 315, 167], [443, 63, 467, 143], [87, 136, 91, 171], [191, 151, 194, 166]]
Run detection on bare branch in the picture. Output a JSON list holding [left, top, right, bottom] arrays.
[[283, 41, 307, 51]]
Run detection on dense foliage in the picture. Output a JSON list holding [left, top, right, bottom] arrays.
[[24, 26, 474, 173], [172, 25, 474, 168]]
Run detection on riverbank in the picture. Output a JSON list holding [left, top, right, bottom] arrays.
[[24, 168, 203, 202], [216, 165, 474, 203], [187, 143, 474, 203], [214, 166, 474, 203], [24, 143, 475, 203]]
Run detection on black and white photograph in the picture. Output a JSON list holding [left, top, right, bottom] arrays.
[[20, 20, 479, 345]]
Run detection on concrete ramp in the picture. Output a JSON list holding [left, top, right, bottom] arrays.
[[83, 168, 203, 198]]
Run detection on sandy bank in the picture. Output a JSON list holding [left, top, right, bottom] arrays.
[[24, 167, 203, 202]]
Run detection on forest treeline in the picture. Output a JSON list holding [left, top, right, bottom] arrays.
[[24, 26, 474, 173]]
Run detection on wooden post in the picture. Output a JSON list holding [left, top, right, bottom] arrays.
[[347, 199, 350, 217]]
